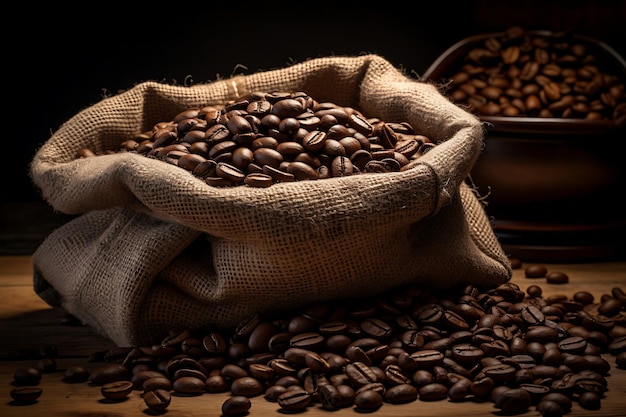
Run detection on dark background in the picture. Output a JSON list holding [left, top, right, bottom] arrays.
[[2, 0, 626, 254]]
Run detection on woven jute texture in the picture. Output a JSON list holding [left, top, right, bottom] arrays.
[[31, 55, 512, 346]]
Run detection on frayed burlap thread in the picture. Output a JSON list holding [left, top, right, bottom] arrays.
[[31, 55, 512, 346]]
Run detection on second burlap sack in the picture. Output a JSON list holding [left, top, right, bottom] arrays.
[[31, 54, 512, 347]]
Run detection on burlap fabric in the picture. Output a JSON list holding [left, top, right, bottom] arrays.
[[30, 54, 512, 347]]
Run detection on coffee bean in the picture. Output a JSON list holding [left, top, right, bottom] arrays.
[[541, 392, 572, 413], [37, 357, 57, 373], [494, 387, 532, 413], [277, 387, 311, 411], [418, 383, 448, 401], [13, 367, 42, 386], [384, 383, 418, 404], [579, 391, 602, 410], [172, 376, 205, 395], [101, 380, 133, 401], [222, 395, 252, 416], [230, 376, 264, 397], [143, 376, 173, 393], [10, 387, 43, 404], [354, 389, 383, 410], [448, 377, 472, 402], [144, 388, 171, 411], [63, 365, 90, 383], [546, 271, 569, 284], [525, 264, 548, 278]]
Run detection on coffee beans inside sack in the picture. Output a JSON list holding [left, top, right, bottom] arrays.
[[76, 91, 436, 188], [31, 54, 511, 350]]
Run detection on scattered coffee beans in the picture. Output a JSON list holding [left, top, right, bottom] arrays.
[[8, 277, 626, 415], [76, 91, 435, 187], [441, 26, 626, 123]]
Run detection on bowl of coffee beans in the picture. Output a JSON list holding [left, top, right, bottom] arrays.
[[422, 26, 626, 262]]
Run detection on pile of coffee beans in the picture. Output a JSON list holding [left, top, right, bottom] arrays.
[[442, 26, 626, 123], [10, 274, 626, 416], [76, 91, 435, 187]]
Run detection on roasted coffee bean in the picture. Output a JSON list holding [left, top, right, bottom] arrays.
[[165, 357, 207, 378], [451, 343, 484, 367], [578, 391, 602, 410], [598, 298, 623, 316], [202, 332, 228, 354], [353, 389, 384, 410], [89, 364, 131, 386], [172, 376, 205, 395], [144, 388, 171, 411], [418, 383, 448, 401], [345, 361, 378, 388], [277, 387, 311, 411], [290, 332, 325, 350], [318, 383, 343, 410], [173, 368, 207, 382], [493, 387, 532, 413], [481, 363, 517, 384], [143, 376, 173, 393], [205, 375, 228, 393], [101, 380, 133, 401], [519, 383, 550, 404], [525, 264, 548, 278], [132, 370, 166, 389], [546, 271, 569, 284], [37, 357, 57, 373], [360, 318, 393, 339], [448, 377, 472, 401], [408, 349, 445, 369], [222, 395, 252, 416], [63, 365, 90, 383], [10, 387, 43, 403], [264, 385, 288, 402], [536, 399, 564, 417], [230, 376, 264, 397], [541, 392, 573, 413], [384, 383, 418, 404], [558, 336, 587, 354], [13, 367, 42, 386]]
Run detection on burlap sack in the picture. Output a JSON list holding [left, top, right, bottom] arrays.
[[30, 54, 512, 347]]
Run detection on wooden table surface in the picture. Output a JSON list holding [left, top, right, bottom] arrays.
[[1, 255, 625, 417]]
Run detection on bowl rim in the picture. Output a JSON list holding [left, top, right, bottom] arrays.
[[422, 30, 626, 134]]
